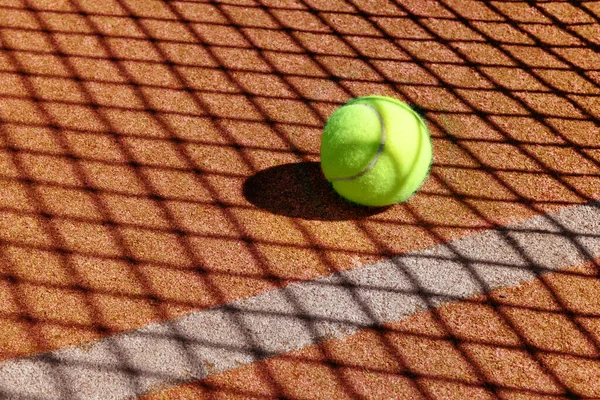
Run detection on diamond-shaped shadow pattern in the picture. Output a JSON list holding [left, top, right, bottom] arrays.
[[0, 0, 599, 398]]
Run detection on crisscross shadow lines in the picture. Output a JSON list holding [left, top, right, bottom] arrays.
[[0, 0, 599, 398]]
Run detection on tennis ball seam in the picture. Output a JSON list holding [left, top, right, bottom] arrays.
[[329, 104, 386, 182], [320, 95, 433, 207]]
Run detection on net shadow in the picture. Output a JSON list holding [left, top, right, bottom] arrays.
[[0, 0, 599, 399]]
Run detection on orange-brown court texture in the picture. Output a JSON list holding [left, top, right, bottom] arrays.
[[0, 0, 599, 398]]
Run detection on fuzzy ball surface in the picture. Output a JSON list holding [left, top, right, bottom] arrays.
[[320, 95, 432, 207]]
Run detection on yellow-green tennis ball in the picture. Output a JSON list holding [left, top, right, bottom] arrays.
[[320, 95, 432, 207]]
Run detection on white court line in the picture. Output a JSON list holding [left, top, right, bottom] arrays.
[[0, 202, 599, 400]]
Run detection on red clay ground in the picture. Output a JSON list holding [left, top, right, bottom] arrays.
[[0, 0, 599, 398]]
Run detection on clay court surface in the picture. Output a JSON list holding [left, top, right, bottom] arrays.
[[0, 0, 600, 398]]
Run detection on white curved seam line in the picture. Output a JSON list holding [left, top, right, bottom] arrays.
[[330, 104, 386, 182]]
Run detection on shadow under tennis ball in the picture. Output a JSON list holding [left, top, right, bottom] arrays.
[[243, 162, 389, 221]]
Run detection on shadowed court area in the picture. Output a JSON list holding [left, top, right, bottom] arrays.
[[0, 0, 599, 398], [243, 161, 390, 220]]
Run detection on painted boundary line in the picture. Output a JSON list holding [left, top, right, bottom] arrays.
[[0, 202, 599, 399]]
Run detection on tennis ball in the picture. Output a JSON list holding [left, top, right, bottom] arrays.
[[320, 95, 432, 207]]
